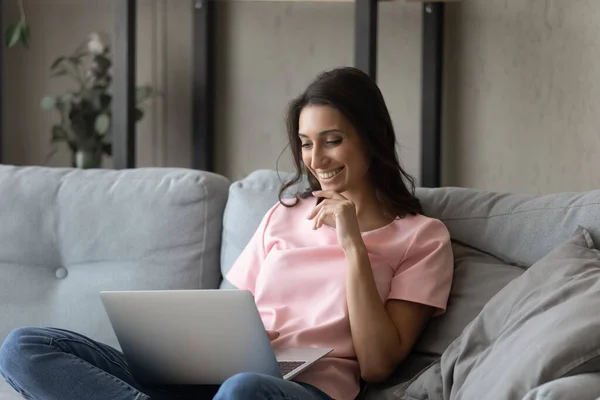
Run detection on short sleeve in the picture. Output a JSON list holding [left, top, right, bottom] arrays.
[[388, 218, 454, 316], [225, 205, 276, 295]]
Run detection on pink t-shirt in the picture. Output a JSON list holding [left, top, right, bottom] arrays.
[[227, 197, 454, 400]]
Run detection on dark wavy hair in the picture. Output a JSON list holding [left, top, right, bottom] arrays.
[[278, 66, 423, 218]]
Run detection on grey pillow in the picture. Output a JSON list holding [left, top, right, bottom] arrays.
[[414, 242, 524, 356], [404, 227, 600, 400]]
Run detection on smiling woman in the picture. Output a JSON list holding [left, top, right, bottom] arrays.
[[281, 66, 423, 219]]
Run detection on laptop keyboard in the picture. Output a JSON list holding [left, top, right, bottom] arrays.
[[278, 361, 305, 375]]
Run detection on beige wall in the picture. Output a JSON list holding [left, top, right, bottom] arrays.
[[443, 0, 600, 194], [3, 0, 600, 195], [214, 1, 422, 181]]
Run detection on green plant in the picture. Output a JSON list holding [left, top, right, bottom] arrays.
[[4, 0, 30, 49], [41, 33, 153, 166]]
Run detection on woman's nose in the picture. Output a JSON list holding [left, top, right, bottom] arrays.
[[310, 146, 329, 170]]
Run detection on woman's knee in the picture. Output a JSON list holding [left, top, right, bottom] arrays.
[[0, 327, 46, 376], [215, 372, 274, 399]]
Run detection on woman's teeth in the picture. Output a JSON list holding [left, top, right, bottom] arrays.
[[318, 167, 343, 180]]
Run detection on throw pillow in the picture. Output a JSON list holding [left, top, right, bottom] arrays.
[[403, 227, 600, 400]]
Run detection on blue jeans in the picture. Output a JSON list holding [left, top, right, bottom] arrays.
[[0, 327, 333, 400]]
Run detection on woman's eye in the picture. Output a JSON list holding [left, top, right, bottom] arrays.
[[301, 143, 312, 148], [326, 139, 342, 145]]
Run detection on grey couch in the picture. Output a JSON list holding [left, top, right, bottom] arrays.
[[1, 164, 600, 400]]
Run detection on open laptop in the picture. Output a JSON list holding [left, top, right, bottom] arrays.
[[100, 289, 333, 385]]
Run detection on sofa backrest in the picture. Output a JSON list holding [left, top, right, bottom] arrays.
[[0, 165, 229, 348], [220, 170, 300, 288], [416, 186, 600, 267], [223, 170, 600, 277]]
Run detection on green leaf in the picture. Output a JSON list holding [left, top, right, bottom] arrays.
[[5, 22, 22, 48], [94, 54, 112, 71], [50, 56, 66, 70], [102, 143, 112, 156], [51, 125, 68, 142], [95, 114, 110, 135], [68, 56, 82, 65], [50, 68, 68, 78], [136, 86, 153, 103], [40, 96, 56, 110], [135, 108, 144, 122], [5, 21, 30, 49], [20, 23, 30, 49], [99, 93, 111, 108], [60, 93, 74, 103]]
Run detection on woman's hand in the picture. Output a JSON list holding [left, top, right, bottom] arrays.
[[306, 190, 363, 250]]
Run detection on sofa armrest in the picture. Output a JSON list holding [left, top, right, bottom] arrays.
[[0, 166, 230, 349], [522, 374, 600, 400]]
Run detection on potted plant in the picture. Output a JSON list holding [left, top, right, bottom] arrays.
[[4, 0, 30, 49], [40, 33, 153, 168]]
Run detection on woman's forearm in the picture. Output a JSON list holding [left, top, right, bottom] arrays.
[[344, 242, 402, 382]]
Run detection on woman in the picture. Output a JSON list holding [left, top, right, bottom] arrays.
[[0, 66, 453, 400]]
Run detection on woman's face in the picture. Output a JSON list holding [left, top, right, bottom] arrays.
[[298, 105, 370, 194]]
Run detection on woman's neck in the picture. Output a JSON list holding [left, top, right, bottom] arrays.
[[342, 186, 394, 232]]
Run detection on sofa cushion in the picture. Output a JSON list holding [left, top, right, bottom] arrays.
[[415, 186, 600, 267], [414, 242, 523, 356], [220, 170, 297, 288], [0, 165, 229, 350], [404, 228, 600, 400]]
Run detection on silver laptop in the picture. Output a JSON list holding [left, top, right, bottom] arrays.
[[100, 289, 333, 385]]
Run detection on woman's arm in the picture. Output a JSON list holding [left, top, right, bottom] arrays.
[[344, 243, 434, 383], [307, 190, 438, 383]]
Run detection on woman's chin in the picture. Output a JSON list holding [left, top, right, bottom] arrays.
[[319, 181, 346, 193]]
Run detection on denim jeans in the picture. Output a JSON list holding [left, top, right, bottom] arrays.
[[0, 327, 333, 400]]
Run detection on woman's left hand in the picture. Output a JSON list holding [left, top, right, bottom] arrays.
[[307, 190, 363, 250]]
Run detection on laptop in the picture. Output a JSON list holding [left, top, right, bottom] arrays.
[[100, 289, 333, 385]]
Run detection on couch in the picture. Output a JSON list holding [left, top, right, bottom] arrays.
[[1, 164, 600, 400]]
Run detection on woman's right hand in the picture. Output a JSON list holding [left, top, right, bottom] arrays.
[[266, 330, 280, 341]]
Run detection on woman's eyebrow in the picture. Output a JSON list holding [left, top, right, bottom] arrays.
[[298, 129, 345, 138]]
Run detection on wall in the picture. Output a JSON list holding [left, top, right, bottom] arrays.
[[444, 0, 600, 194], [214, 1, 422, 181], [3, 0, 600, 195]]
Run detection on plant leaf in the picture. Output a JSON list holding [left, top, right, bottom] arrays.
[[20, 23, 30, 49], [50, 56, 66, 70], [40, 96, 56, 110], [95, 114, 110, 135], [94, 54, 111, 71], [136, 86, 153, 103], [60, 93, 74, 103], [50, 68, 68, 78], [5, 22, 22, 48], [102, 143, 112, 156], [51, 125, 68, 142], [135, 108, 144, 122]]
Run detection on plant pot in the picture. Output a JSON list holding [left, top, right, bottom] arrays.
[[73, 149, 102, 169]]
